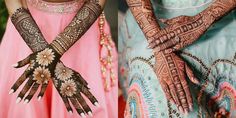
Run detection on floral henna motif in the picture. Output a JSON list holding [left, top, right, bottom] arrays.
[[148, 0, 236, 53], [55, 62, 73, 81], [36, 48, 55, 66], [60, 79, 77, 97], [33, 66, 51, 84], [126, 0, 199, 113]]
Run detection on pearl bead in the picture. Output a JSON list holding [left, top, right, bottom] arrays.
[[43, 55, 47, 58], [66, 86, 70, 90], [63, 69, 66, 72], [41, 74, 45, 78]]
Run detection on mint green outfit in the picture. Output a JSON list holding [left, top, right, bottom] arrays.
[[119, 0, 236, 117]]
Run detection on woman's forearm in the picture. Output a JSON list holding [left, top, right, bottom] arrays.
[[11, 8, 48, 52], [51, 0, 106, 55], [200, 0, 236, 27], [126, 0, 161, 41]]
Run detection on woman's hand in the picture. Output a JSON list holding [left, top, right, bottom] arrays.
[[9, 46, 61, 102], [148, 15, 209, 53], [9, 46, 99, 116], [52, 62, 99, 117], [154, 52, 199, 113]]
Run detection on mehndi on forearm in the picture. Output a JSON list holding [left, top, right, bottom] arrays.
[[51, 0, 103, 55], [126, 0, 161, 41], [11, 8, 48, 52], [200, 0, 236, 27]]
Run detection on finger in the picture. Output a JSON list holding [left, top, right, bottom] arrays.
[[148, 34, 169, 49], [17, 76, 34, 103], [62, 97, 73, 113], [185, 63, 199, 85], [168, 82, 183, 113], [153, 36, 180, 52], [177, 76, 191, 112], [10, 70, 31, 94], [160, 81, 175, 104], [80, 86, 98, 105], [164, 48, 176, 54], [37, 82, 49, 100], [24, 83, 40, 103], [76, 93, 92, 114], [70, 97, 85, 116], [13, 55, 30, 68]]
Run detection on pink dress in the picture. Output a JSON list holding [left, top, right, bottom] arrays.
[[0, 0, 118, 118]]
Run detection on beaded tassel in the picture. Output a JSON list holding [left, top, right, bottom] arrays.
[[99, 12, 116, 91]]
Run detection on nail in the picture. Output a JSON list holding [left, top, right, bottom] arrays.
[[154, 47, 160, 53], [179, 106, 184, 113], [88, 111, 93, 117], [12, 63, 18, 68], [23, 99, 29, 104], [80, 113, 86, 118], [189, 104, 193, 111], [94, 102, 100, 107], [184, 109, 188, 115], [16, 97, 21, 103], [9, 89, 14, 94], [37, 96, 42, 101], [69, 110, 73, 115]]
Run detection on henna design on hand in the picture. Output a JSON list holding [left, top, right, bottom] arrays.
[[10, 8, 99, 116], [51, 0, 103, 55], [126, 0, 199, 113], [148, 0, 236, 53], [11, 8, 48, 52]]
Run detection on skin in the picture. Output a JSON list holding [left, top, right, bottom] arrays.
[[5, 0, 105, 116]]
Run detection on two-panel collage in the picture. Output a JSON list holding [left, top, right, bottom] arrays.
[[0, 0, 236, 118]]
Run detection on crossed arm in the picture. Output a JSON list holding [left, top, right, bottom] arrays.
[[6, 0, 105, 116], [126, 0, 199, 114]]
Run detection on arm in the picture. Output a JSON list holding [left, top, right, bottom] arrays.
[[148, 0, 236, 53], [51, 0, 105, 55], [126, 0, 199, 113], [6, 0, 99, 116]]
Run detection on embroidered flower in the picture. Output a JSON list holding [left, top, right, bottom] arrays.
[[36, 48, 55, 66], [60, 79, 77, 97], [27, 60, 35, 71], [33, 66, 51, 84], [55, 62, 73, 81]]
